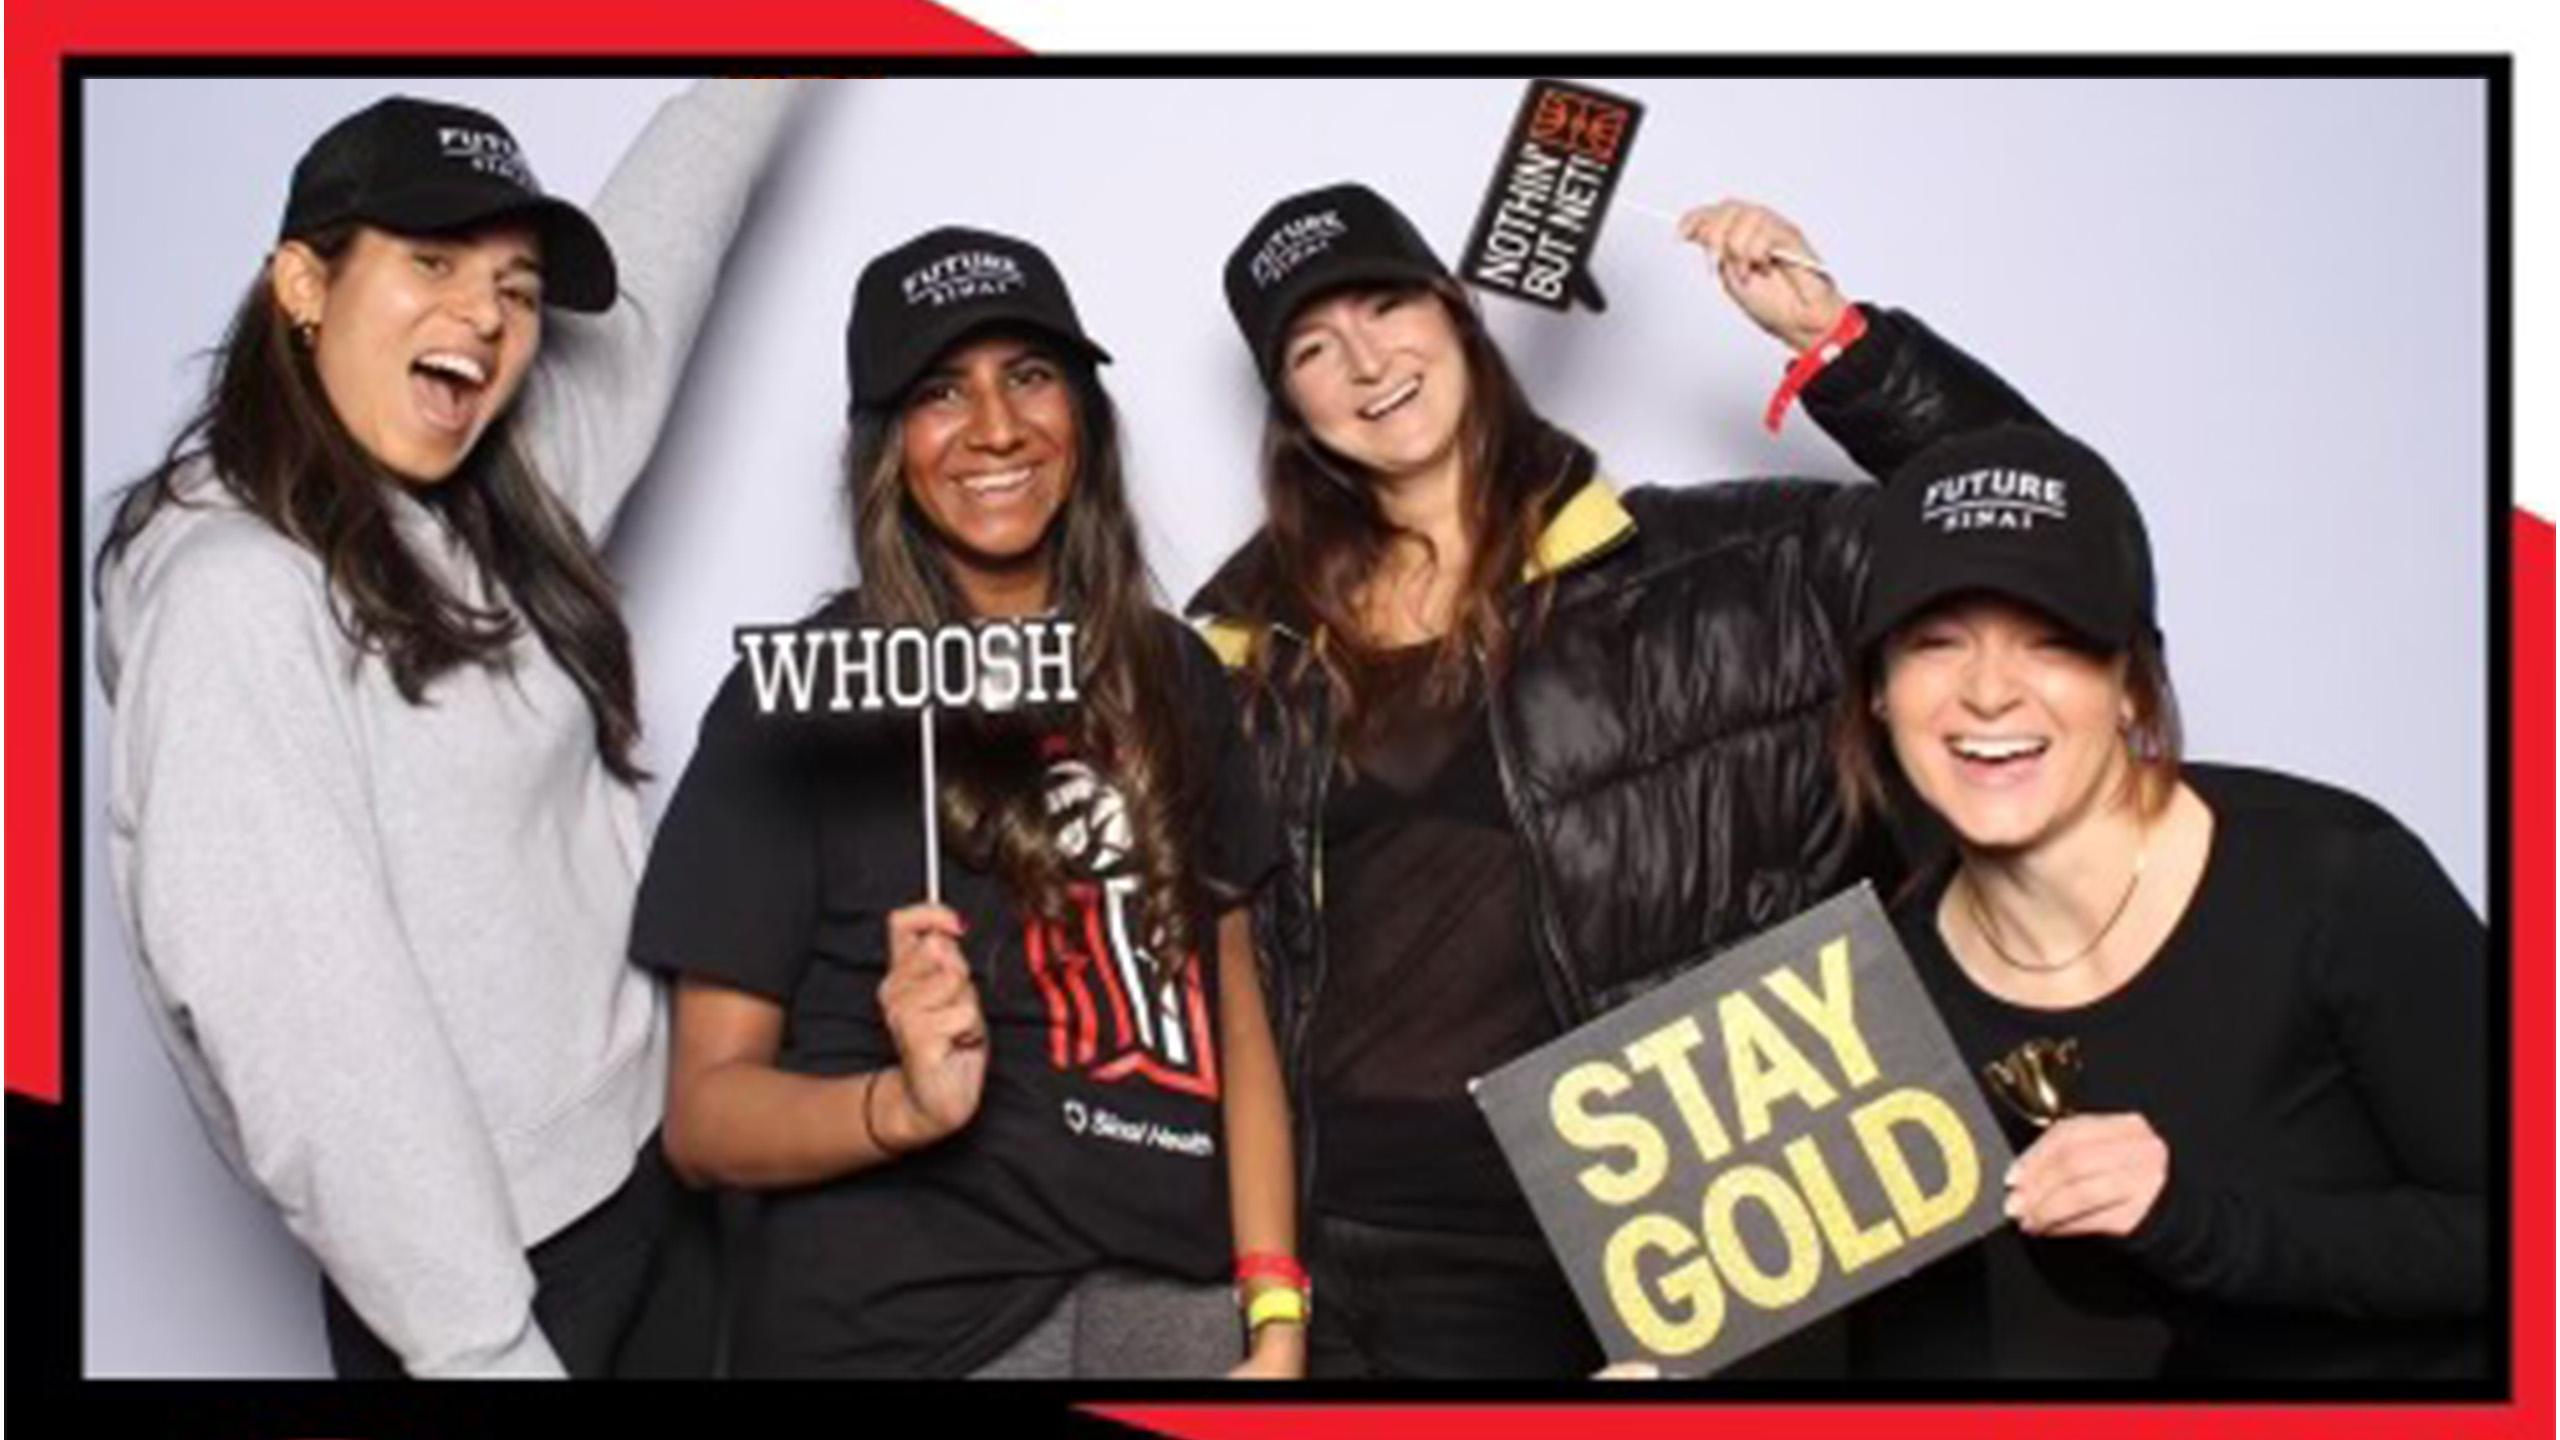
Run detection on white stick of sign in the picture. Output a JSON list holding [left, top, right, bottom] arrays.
[[921, 703, 940, 906], [1619, 197, 1835, 283], [733, 617, 1086, 915]]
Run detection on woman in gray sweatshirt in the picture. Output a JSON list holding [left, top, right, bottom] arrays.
[[93, 79, 802, 1378]]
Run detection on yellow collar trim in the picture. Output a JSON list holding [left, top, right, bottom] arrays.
[[1522, 472, 1634, 582], [1195, 617, 1259, 671], [1196, 474, 1631, 671]]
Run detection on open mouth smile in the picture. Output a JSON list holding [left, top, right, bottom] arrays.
[[1947, 735, 2051, 781], [410, 350, 493, 436], [958, 465, 1037, 498], [1358, 376, 1422, 421]]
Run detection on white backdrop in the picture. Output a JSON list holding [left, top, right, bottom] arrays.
[[79, 74, 2489, 1375]]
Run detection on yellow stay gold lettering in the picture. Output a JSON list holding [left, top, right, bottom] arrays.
[[1603, 1212, 1725, 1356], [1552, 1060, 1669, 1206], [1851, 1087, 1981, 1240]]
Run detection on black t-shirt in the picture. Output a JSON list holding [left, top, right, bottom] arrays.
[[1313, 643, 1558, 1233], [630, 605, 1281, 1377], [1852, 764, 2488, 1380]]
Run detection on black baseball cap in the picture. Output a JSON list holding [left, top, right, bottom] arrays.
[[1855, 425, 2160, 655], [280, 96, 617, 313], [846, 226, 1112, 411], [1224, 183, 1455, 386]]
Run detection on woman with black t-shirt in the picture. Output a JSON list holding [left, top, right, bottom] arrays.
[[1837, 424, 2487, 1379], [629, 228, 1303, 1378]]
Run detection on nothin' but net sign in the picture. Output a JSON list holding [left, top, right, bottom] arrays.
[[1471, 885, 2014, 1375], [1460, 79, 1645, 313]]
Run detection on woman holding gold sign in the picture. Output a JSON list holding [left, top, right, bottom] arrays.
[[1837, 424, 2487, 1378]]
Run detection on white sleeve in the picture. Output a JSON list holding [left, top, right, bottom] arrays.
[[516, 78, 809, 540], [109, 535, 565, 1378]]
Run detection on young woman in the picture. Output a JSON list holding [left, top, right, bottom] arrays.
[[1840, 424, 2486, 1379], [1188, 183, 2047, 1377], [632, 227, 1302, 1379], [94, 82, 803, 1377]]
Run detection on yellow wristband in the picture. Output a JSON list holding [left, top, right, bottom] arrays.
[[1245, 1285, 1308, 1331]]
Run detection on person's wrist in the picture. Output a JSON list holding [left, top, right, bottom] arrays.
[[1781, 295, 1851, 355], [1762, 302, 1870, 434], [1250, 1317, 1307, 1359], [1242, 1276, 1311, 1343], [875, 1067, 940, 1151]]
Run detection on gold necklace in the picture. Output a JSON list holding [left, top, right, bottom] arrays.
[[1963, 832, 2149, 975]]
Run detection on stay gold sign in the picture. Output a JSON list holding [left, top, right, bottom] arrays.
[[1472, 884, 2013, 1374]]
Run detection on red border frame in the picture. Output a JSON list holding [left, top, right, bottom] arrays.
[[7, 12, 2544, 1434]]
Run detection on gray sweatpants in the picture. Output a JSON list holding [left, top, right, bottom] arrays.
[[971, 1268, 1241, 1378]]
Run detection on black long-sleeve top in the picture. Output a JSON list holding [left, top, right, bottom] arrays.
[[1852, 764, 2489, 1380]]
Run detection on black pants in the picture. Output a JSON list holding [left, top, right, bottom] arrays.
[[321, 1136, 718, 1378], [1305, 1210, 1849, 1381], [1305, 1211, 1603, 1379]]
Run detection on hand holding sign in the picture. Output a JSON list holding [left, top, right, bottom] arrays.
[[2004, 1112, 2171, 1238], [1677, 200, 1848, 354], [878, 903, 989, 1148]]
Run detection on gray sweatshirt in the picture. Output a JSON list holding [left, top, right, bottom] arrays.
[[94, 79, 801, 1378]]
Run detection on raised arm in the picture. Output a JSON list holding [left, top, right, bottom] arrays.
[[1681, 198, 2048, 478], [107, 532, 560, 1377], [517, 78, 809, 539]]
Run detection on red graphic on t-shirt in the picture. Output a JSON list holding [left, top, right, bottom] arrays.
[[1020, 751, 1220, 1099], [1022, 884, 1219, 1100]]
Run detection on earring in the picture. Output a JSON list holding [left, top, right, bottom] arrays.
[[293, 316, 319, 349]]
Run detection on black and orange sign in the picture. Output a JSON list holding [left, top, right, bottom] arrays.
[[1471, 885, 2014, 1375], [1460, 79, 1645, 312]]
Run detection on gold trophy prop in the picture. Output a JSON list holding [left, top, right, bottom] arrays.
[[1982, 1038, 2081, 1129]]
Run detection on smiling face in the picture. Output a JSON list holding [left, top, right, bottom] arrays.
[[1880, 595, 2138, 854], [898, 333, 1080, 614], [271, 222, 544, 484], [1279, 285, 1471, 484]]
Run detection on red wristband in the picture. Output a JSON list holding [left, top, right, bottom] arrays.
[[1235, 1252, 1309, 1289], [1763, 303, 1870, 435]]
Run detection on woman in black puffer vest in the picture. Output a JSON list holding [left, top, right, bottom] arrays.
[[1187, 184, 2044, 1378]]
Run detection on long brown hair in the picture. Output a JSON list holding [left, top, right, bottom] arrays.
[[97, 226, 646, 781], [1247, 278, 1584, 748], [845, 347, 1201, 967]]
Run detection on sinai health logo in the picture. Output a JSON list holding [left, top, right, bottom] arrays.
[[1248, 209, 1347, 289], [1060, 1098, 1214, 1159], [437, 127, 535, 189], [1921, 467, 2070, 533], [904, 250, 1026, 309]]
